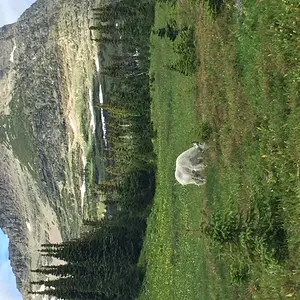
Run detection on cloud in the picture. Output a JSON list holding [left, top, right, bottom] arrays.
[[0, 0, 36, 27], [0, 230, 22, 300]]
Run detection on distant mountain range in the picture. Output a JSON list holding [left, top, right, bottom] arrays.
[[0, 0, 99, 298]]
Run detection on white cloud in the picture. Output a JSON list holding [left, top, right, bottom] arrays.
[[0, 0, 36, 27]]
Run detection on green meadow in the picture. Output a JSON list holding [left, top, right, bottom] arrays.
[[139, 1, 300, 299]]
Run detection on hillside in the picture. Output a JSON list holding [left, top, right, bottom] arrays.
[[0, 0, 99, 298]]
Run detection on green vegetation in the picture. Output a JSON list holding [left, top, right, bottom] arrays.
[[30, 1, 156, 299], [140, 0, 300, 299], [139, 3, 217, 299], [30, 205, 149, 299], [31, 0, 300, 299]]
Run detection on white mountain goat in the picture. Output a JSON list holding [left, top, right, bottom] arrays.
[[175, 142, 207, 186]]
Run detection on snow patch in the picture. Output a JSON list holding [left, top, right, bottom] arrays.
[[9, 43, 16, 63], [81, 154, 87, 168], [26, 222, 32, 232], [100, 112, 107, 146], [80, 154, 87, 211], [99, 85, 108, 147], [98, 84, 104, 104], [80, 180, 86, 210], [88, 89, 96, 133]]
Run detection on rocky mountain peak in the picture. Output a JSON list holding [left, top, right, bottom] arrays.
[[0, 0, 97, 298]]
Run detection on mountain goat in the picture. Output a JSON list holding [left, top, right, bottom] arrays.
[[175, 142, 207, 186]]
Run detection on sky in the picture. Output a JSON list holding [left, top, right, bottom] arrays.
[[0, 229, 22, 300], [0, 0, 36, 27]]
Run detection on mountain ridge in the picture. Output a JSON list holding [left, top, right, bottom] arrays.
[[0, 0, 98, 298]]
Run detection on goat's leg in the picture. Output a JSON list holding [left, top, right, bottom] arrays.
[[193, 163, 206, 171], [194, 178, 206, 186]]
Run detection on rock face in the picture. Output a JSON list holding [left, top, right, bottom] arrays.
[[0, 0, 98, 298]]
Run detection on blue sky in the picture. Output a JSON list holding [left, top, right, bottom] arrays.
[[0, 229, 22, 300], [0, 0, 36, 27]]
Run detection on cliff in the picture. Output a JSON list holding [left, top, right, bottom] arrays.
[[0, 0, 98, 298]]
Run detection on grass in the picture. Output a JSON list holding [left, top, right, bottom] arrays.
[[139, 2, 232, 300], [140, 0, 300, 299]]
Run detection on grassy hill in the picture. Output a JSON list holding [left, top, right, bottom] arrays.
[[139, 1, 300, 299]]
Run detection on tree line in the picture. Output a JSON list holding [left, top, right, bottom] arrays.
[[30, 0, 156, 299]]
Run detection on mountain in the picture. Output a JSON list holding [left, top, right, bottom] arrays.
[[0, 0, 99, 298]]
